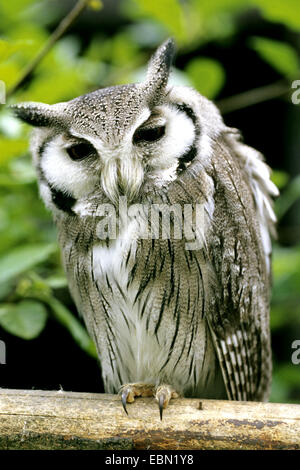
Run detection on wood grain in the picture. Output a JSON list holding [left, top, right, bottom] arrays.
[[0, 389, 299, 449]]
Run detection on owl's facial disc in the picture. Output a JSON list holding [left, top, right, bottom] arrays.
[[36, 100, 197, 213], [32, 96, 199, 215], [133, 103, 197, 186], [37, 133, 100, 210]]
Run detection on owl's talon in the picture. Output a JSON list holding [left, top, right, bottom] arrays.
[[158, 393, 165, 420], [155, 384, 179, 420], [119, 383, 178, 418], [121, 390, 129, 415], [119, 383, 156, 416]]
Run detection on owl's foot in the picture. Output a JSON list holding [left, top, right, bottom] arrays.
[[120, 383, 155, 415], [119, 382, 179, 420]]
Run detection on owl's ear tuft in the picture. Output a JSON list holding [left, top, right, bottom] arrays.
[[9, 102, 61, 127], [144, 38, 176, 100]]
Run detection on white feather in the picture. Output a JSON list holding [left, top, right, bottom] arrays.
[[41, 135, 98, 199]]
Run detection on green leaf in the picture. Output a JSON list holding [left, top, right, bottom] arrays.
[[44, 275, 68, 289], [0, 243, 57, 284], [250, 0, 300, 31], [271, 170, 289, 190], [192, 0, 251, 18], [0, 138, 28, 164], [0, 39, 26, 62], [88, 0, 103, 10], [249, 37, 299, 78], [0, 63, 22, 88], [14, 272, 97, 358], [275, 174, 300, 220], [186, 0, 252, 43], [0, 300, 47, 339], [131, 0, 186, 42], [272, 245, 300, 281], [185, 58, 225, 99], [0, 0, 39, 20], [0, 280, 14, 301], [47, 296, 97, 358]]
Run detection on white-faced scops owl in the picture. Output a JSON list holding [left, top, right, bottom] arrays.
[[12, 39, 279, 418]]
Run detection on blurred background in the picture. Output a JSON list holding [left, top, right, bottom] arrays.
[[0, 0, 299, 403]]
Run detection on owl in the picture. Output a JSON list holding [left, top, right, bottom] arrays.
[[12, 39, 278, 418]]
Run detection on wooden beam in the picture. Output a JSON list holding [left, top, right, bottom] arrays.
[[0, 388, 299, 450]]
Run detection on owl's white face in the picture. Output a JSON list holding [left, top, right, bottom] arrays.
[[39, 100, 193, 202], [28, 84, 224, 218]]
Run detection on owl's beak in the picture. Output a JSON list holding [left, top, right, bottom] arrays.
[[101, 157, 144, 204]]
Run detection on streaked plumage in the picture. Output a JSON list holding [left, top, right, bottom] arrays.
[[12, 39, 278, 407]]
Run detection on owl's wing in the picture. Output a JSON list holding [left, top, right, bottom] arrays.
[[226, 130, 279, 273], [205, 134, 278, 401]]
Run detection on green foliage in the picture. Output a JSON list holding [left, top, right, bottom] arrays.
[[185, 58, 225, 99], [0, 243, 57, 285], [251, 0, 300, 31], [0, 0, 299, 402], [88, 0, 103, 10], [249, 37, 299, 78], [271, 170, 289, 190], [0, 137, 28, 164], [0, 300, 47, 339], [271, 245, 300, 331], [130, 0, 187, 43], [275, 174, 300, 221], [15, 273, 97, 357]]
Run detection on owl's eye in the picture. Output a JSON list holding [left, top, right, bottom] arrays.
[[66, 142, 95, 161], [133, 125, 165, 144]]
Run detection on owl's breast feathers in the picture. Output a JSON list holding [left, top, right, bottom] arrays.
[[58, 185, 222, 397]]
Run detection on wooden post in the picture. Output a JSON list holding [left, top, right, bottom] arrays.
[[0, 388, 299, 450]]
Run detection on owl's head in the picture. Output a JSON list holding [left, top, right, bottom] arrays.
[[11, 39, 226, 214]]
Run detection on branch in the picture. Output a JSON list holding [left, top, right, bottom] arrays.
[[7, 0, 91, 98], [216, 79, 290, 114], [0, 389, 299, 450]]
